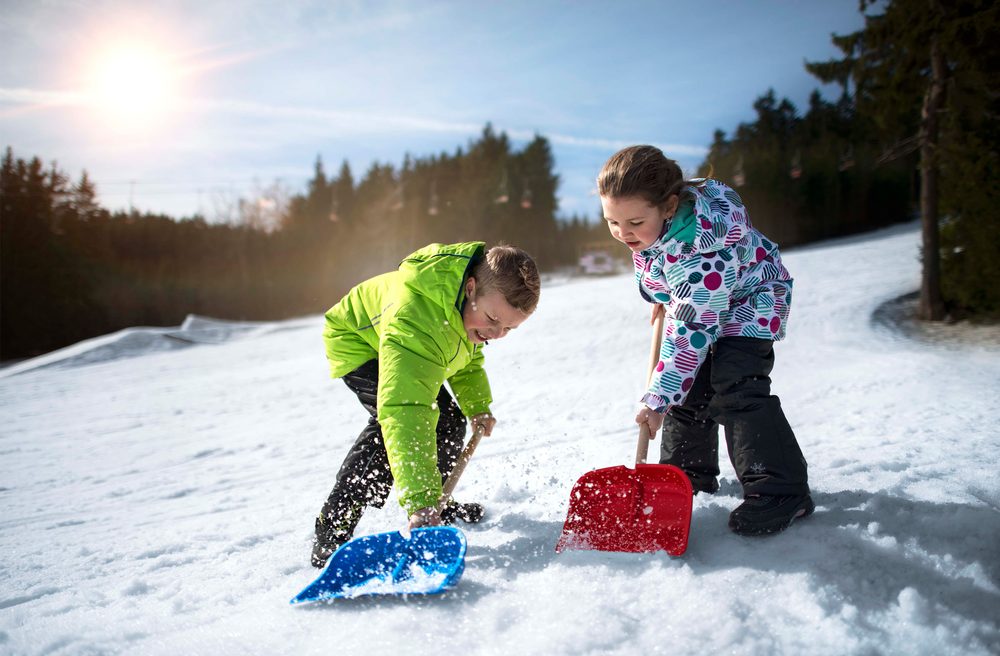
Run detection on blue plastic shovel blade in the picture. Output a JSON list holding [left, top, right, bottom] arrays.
[[289, 526, 467, 604]]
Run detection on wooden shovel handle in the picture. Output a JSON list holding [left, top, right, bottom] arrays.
[[439, 422, 487, 510], [635, 313, 665, 465]]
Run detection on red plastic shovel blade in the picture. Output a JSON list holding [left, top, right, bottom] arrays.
[[556, 464, 692, 555]]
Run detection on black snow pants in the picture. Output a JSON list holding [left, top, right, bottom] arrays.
[[318, 359, 467, 523], [659, 336, 809, 497]]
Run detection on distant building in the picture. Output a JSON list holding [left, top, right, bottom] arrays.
[[577, 240, 623, 276]]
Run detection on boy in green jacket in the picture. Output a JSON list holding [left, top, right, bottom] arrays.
[[311, 241, 541, 568]]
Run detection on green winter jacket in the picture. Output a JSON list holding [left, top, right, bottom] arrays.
[[323, 242, 493, 514]]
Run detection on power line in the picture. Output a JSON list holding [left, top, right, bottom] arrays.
[[96, 177, 306, 187]]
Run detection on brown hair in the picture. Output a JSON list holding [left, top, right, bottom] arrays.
[[597, 145, 704, 208], [473, 245, 540, 314]]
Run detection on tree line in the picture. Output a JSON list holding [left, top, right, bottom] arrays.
[[1, 127, 609, 360]]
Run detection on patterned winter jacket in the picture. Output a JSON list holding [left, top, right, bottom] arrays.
[[634, 179, 792, 412]]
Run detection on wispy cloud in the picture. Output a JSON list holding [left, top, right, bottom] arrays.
[[526, 132, 708, 158], [1, 85, 710, 159], [173, 43, 293, 78], [186, 96, 484, 135], [186, 97, 710, 158], [0, 87, 86, 118], [185, 97, 710, 156]]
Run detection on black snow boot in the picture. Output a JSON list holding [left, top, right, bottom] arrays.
[[310, 503, 363, 568], [440, 500, 485, 525], [728, 494, 814, 536]]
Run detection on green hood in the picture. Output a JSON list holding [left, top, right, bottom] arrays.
[[322, 242, 492, 514]]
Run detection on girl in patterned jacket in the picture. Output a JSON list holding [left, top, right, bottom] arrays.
[[598, 145, 812, 536]]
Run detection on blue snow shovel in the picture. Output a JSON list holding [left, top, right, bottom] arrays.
[[290, 425, 486, 604]]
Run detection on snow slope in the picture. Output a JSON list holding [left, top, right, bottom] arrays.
[[2, 224, 999, 656]]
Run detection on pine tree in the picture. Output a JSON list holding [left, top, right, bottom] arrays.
[[331, 160, 355, 227], [806, 0, 999, 320], [515, 135, 560, 265], [73, 171, 103, 222]]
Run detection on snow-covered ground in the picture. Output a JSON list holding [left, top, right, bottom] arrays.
[[2, 224, 999, 656]]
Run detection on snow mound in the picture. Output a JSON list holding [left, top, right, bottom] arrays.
[[0, 314, 314, 378]]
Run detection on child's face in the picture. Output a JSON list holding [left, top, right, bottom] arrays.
[[601, 194, 678, 252], [461, 280, 529, 344]]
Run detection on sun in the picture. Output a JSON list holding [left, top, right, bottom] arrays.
[[87, 43, 178, 129]]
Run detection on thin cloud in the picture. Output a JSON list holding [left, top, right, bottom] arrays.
[[1, 86, 708, 157], [189, 97, 483, 135], [0, 88, 87, 117], [522, 132, 708, 158], [175, 43, 294, 78], [187, 97, 709, 156]]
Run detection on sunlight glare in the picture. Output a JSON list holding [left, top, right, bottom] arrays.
[[87, 43, 178, 129]]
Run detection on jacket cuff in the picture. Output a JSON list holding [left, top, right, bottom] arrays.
[[401, 488, 442, 517], [641, 392, 669, 413], [462, 401, 492, 419]]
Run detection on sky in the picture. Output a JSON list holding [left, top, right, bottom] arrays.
[[1, 1, 869, 221]]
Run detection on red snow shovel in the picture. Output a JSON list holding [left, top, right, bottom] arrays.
[[556, 314, 693, 555]]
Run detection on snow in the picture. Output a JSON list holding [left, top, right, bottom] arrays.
[[2, 223, 999, 656], [337, 565, 450, 599]]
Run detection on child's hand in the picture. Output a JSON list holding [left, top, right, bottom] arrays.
[[408, 507, 442, 530], [470, 413, 496, 436], [635, 406, 665, 435], [650, 303, 665, 325]]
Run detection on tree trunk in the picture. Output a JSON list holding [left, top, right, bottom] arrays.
[[918, 33, 946, 321]]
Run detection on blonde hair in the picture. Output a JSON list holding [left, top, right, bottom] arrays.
[[597, 145, 706, 208], [473, 245, 540, 314]]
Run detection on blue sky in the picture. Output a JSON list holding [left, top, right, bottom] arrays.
[[1, 1, 867, 221]]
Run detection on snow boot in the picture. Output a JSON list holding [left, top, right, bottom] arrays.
[[310, 502, 363, 568], [440, 500, 485, 525], [728, 494, 814, 536]]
